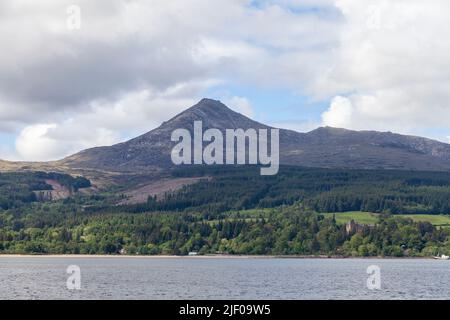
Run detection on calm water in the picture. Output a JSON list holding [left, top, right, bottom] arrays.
[[0, 257, 449, 300]]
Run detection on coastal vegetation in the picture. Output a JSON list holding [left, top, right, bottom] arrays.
[[0, 167, 450, 257]]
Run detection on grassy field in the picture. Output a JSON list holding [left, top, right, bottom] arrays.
[[324, 211, 380, 225], [325, 211, 450, 228], [222, 208, 450, 228], [399, 214, 450, 227]]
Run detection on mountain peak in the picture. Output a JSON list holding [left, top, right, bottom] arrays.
[[60, 99, 450, 173], [196, 98, 225, 107], [162, 98, 268, 131], [184, 98, 230, 115]]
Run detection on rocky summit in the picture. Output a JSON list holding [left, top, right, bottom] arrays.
[[14, 98, 450, 173]]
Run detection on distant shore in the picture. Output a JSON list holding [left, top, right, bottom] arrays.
[[0, 254, 434, 259]]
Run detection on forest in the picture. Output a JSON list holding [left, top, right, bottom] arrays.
[[0, 167, 450, 256], [114, 166, 450, 215], [0, 171, 91, 210]]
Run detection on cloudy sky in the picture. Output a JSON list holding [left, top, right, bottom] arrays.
[[1, 0, 450, 161]]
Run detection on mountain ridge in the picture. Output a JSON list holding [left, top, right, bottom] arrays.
[[3, 98, 450, 173]]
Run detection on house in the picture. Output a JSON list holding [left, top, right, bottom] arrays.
[[345, 220, 365, 235]]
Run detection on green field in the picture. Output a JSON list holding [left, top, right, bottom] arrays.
[[324, 211, 380, 225], [226, 209, 450, 228], [325, 211, 450, 227], [400, 214, 450, 227]]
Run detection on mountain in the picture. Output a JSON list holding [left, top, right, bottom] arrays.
[[58, 98, 450, 173], [60, 98, 271, 172], [281, 126, 450, 171], [5, 98, 450, 174]]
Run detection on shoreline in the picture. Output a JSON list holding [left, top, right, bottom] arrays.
[[0, 254, 435, 259]]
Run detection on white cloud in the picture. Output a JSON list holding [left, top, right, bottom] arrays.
[[0, 0, 341, 160], [12, 85, 204, 161], [321, 96, 352, 128], [3, 0, 450, 160], [15, 123, 120, 161], [16, 124, 60, 161], [222, 96, 254, 118], [318, 0, 450, 140]]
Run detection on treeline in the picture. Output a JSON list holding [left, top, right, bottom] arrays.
[[0, 172, 91, 209], [113, 166, 450, 215], [0, 204, 449, 256], [1, 166, 450, 256], [305, 186, 450, 214], [4, 167, 450, 215], [33, 172, 91, 191]]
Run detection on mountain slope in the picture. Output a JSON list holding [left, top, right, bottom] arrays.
[[39, 98, 450, 172], [281, 126, 450, 171], [61, 98, 270, 172]]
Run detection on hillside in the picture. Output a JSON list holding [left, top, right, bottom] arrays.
[[3, 98, 450, 176], [60, 98, 450, 173]]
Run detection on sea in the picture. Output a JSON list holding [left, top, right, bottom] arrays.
[[0, 256, 449, 300]]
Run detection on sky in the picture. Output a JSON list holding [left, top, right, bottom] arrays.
[[1, 0, 450, 161]]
